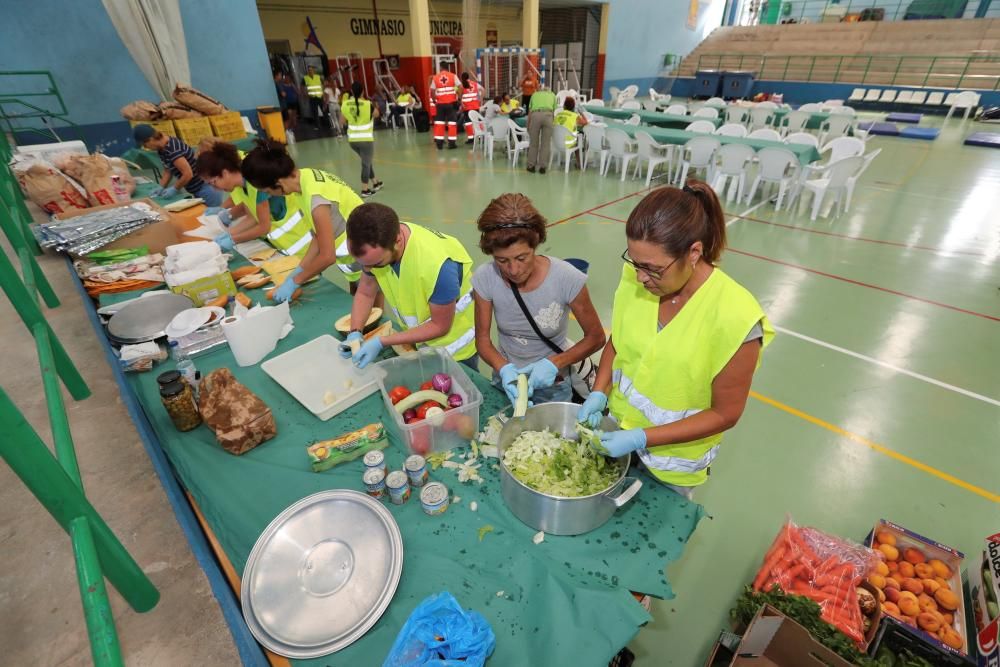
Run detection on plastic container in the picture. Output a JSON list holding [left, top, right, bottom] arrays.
[[373, 348, 482, 455], [722, 71, 755, 100], [160, 381, 201, 432], [694, 70, 723, 99], [208, 111, 246, 141], [257, 106, 287, 144], [172, 116, 214, 147]]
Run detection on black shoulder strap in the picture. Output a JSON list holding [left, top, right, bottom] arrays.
[[509, 282, 563, 355]]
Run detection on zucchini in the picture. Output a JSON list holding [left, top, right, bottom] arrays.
[[513, 374, 529, 417], [393, 390, 448, 414]]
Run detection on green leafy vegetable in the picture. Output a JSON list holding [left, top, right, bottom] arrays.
[[502, 429, 621, 497], [575, 422, 607, 455]]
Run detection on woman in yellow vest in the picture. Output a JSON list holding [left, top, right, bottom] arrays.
[[553, 96, 588, 148], [577, 181, 774, 499], [341, 82, 384, 198], [341, 202, 478, 370], [241, 140, 365, 302]]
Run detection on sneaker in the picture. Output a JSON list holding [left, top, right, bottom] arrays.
[[448, 142, 458, 150], [372, 181, 384, 192], [527, 166, 536, 173], [361, 189, 373, 198], [436, 142, 444, 150], [539, 167, 547, 174], [466, 138, 474, 145]]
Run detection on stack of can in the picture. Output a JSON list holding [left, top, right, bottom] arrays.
[[404, 455, 429, 487], [386, 470, 411, 504]]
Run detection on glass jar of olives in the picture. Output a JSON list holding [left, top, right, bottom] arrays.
[[160, 380, 202, 432]]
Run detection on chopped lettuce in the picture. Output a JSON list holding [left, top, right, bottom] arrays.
[[575, 422, 608, 455], [502, 429, 621, 497]]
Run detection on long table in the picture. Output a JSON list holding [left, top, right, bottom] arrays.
[[612, 124, 822, 165], [770, 107, 832, 130], [585, 105, 722, 129], [97, 271, 704, 666]]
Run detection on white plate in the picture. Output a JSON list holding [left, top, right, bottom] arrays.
[[165, 306, 224, 338]]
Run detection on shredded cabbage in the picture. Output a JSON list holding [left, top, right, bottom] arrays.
[[502, 429, 621, 497]]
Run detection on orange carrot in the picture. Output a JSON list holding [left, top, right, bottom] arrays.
[[753, 542, 787, 590]]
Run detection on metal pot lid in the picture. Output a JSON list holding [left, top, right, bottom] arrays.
[[241, 490, 403, 659], [106, 292, 193, 344]]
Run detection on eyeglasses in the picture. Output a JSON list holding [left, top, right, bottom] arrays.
[[621, 249, 680, 281]]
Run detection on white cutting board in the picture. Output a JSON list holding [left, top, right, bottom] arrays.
[[261, 335, 379, 420]]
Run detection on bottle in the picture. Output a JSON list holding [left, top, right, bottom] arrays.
[[111, 174, 129, 202], [159, 381, 202, 432], [169, 340, 198, 391]]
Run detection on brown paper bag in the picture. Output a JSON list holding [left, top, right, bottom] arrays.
[[12, 158, 89, 214], [159, 101, 202, 119], [197, 368, 276, 455], [120, 101, 161, 121], [74, 155, 123, 206], [173, 84, 227, 116]]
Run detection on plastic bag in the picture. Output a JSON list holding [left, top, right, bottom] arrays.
[[752, 518, 880, 646], [383, 592, 495, 667]]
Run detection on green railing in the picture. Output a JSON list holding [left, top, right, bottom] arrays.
[[0, 130, 159, 666], [0, 70, 82, 143], [759, 0, 977, 23], [695, 52, 1000, 90]]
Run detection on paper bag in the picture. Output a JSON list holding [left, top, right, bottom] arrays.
[[197, 368, 276, 455]]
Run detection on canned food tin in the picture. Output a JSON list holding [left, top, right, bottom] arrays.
[[386, 470, 411, 505], [363, 449, 388, 476], [362, 468, 386, 499], [419, 482, 449, 516], [404, 455, 429, 488]]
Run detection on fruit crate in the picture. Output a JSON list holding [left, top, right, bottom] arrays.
[[128, 119, 176, 137], [208, 111, 246, 141], [868, 615, 975, 666], [171, 116, 214, 147]]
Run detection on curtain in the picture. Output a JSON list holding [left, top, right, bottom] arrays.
[[102, 0, 191, 100]]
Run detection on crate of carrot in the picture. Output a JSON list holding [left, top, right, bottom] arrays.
[[753, 519, 881, 647]]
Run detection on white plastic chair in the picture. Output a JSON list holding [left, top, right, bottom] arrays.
[[848, 88, 866, 102], [715, 123, 749, 137], [799, 155, 865, 221], [704, 97, 727, 108], [608, 86, 621, 107], [863, 89, 882, 102], [749, 107, 774, 130], [588, 98, 605, 107], [779, 110, 810, 136], [624, 114, 641, 126], [830, 106, 856, 115], [642, 100, 660, 111], [745, 147, 800, 210], [693, 107, 720, 119], [945, 91, 980, 120], [603, 127, 638, 181], [665, 103, 688, 115], [649, 89, 670, 107], [748, 128, 782, 142], [818, 114, 855, 145], [757, 101, 779, 110], [785, 132, 819, 148], [879, 90, 898, 104], [943, 92, 959, 107], [845, 147, 881, 211], [907, 91, 928, 105], [486, 117, 511, 160], [821, 136, 865, 163], [711, 143, 755, 203], [633, 130, 675, 187], [925, 91, 945, 106], [622, 100, 642, 110], [685, 120, 716, 134], [675, 136, 720, 186], [581, 123, 608, 173], [725, 106, 750, 124], [467, 110, 489, 152], [798, 103, 823, 112], [615, 85, 639, 108], [549, 125, 583, 173], [508, 119, 531, 166]]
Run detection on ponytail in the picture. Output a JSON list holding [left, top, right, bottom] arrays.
[[350, 81, 363, 115], [682, 180, 726, 263], [241, 138, 296, 190], [624, 180, 727, 265]]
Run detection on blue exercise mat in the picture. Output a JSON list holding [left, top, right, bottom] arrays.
[[858, 121, 900, 136], [964, 132, 1000, 148], [886, 112, 922, 123], [899, 127, 939, 140]]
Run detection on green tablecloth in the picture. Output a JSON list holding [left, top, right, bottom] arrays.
[[609, 125, 821, 165], [585, 105, 722, 129], [115, 277, 704, 666], [771, 107, 832, 130]]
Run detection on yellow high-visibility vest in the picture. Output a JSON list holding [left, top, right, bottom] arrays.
[[341, 98, 374, 142], [304, 74, 323, 98], [554, 110, 580, 147]]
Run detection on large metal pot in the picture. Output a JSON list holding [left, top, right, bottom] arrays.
[[497, 402, 642, 536]]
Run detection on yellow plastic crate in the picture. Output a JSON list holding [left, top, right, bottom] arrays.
[[171, 116, 214, 147], [129, 119, 176, 137], [208, 111, 246, 141]]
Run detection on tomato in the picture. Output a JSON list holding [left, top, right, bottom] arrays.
[[415, 400, 440, 420], [410, 426, 431, 455], [388, 386, 411, 405], [419, 380, 434, 391]]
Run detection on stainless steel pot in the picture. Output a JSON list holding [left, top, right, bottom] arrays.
[[497, 402, 642, 536]]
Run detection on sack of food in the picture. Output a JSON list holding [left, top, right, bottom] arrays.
[[74, 154, 134, 206], [120, 101, 161, 121], [10, 155, 89, 214], [197, 368, 276, 455], [158, 101, 202, 119], [172, 84, 227, 116]]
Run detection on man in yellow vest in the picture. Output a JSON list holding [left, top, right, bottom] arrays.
[[342, 202, 477, 369], [553, 96, 588, 149], [302, 65, 325, 129]]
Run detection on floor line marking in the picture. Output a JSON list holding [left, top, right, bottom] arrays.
[[548, 188, 650, 228], [750, 390, 1000, 504], [773, 325, 1000, 408], [726, 200, 768, 227], [729, 248, 1000, 322], [589, 211, 626, 223]]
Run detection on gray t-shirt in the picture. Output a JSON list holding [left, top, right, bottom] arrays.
[[471, 256, 587, 370]]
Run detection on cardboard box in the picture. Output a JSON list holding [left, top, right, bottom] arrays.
[[726, 605, 853, 667], [969, 533, 1000, 666], [51, 198, 181, 255]]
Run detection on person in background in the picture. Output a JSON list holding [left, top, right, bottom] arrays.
[[520, 73, 538, 108], [133, 124, 222, 206], [342, 203, 478, 370], [499, 93, 521, 116], [274, 70, 288, 123], [525, 85, 556, 174], [390, 85, 417, 126], [281, 74, 299, 130], [553, 96, 588, 150], [341, 81, 384, 198], [431, 67, 460, 149], [241, 141, 365, 300], [482, 95, 502, 121], [302, 65, 324, 129], [323, 75, 342, 136], [459, 72, 482, 144], [578, 182, 773, 500], [472, 193, 605, 407]]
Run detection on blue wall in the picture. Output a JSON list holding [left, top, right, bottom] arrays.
[[4, 0, 277, 155]]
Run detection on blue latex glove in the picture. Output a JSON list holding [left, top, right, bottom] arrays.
[[353, 336, 384, 369], [160, 186, 178, 198], [599, 428, 647, 457], [214, 231, 234, 252], [148, 186, 164, 197], [271, 267, 302, 303], [498, 363, 522, 407], [217, 208, 233, 227], [339, 331, 363, 359], [518, 358, 558, 394], [577, 390, 608, 428], [203, 206, 223, 216]]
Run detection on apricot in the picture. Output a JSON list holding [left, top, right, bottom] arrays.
[[868, 574, 887, 589], [887, 561, 899, 573], [882, 601, 901, 617], [879, 544, 900, 561], [885, 587, 902, 603], [921, 579, 941, 595], [904, 547, 927, 564], [899, 596, 921, 616], [902, 614, 918, 627], [901, 578, 924, 595], [934, 576, 951, 591], [918, 593, 937, 613], [942, 629, 964, 650], [929, 559, 952, 579], [898, 562, 916, 578], [934, 588, 959, 611], [876, 530, 897, 546], [875, 561, 890, 577], [942, 612, 954, 625], [885, 576, 901, 590], [877, 588, 886, 602], [917, 612, 941, 632], [914, 563, 934, 579]]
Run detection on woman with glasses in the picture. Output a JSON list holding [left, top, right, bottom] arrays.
[[472, 194, 606, 407], [578, 180, 773, 499]]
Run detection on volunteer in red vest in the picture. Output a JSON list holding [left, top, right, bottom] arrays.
[[241, 141, 365, 301], [459, 72, 482, 144], [431, 68, 460, 150], [426, 76, 437, 143], [342, 202, 477, 370], [578, 182, 774, 500]]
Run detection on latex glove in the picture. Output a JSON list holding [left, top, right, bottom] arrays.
[[599, 428, 646, 457], [217, 208, 233, 227], [160, 186, 179, 198], [214, 231, 234, 252], [271, 268, 302, 303], [339, 331, 363, 359], [577, 390, 608, 428], [148, 186, 164, 197], [353, 336, 383, 369], [203, 206, 224, 216], [518, 358, 558, 394], [498, 363, 522, 407]]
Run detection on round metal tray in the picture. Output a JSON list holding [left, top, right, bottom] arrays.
[[106, 292, 193, 344], [241, 490, 403, 659]]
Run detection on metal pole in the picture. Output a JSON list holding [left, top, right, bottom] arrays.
[[71, 516, 124, 667]]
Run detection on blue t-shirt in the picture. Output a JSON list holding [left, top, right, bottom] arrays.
[[364, 259, 462, 305], [283, 83, 299, 104], [158, 137, 206, 192]]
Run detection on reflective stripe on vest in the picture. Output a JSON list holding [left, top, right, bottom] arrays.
[[304, 74, 323, 98], [554, 110, 579, 147], [266, 210, 313, 256], [348, 121, 374, 140], [342, 100, 375, 142], [284, 230, 313, 256]]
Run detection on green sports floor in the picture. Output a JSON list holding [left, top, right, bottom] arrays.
[[288, 113, 1000, 665]]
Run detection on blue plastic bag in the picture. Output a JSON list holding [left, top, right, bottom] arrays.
[[383, 592, 496, 667]]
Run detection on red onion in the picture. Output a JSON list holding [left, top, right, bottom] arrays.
[[431, 373, 452, 394], [447, 393, 463, 409], [403, 409, 417, 424]]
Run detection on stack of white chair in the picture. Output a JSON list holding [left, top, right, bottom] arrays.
[[725, 106, 750, 124], [798, 155, 866, 221], [633, 130, 675, 187], [749, 107, 774, 131], [779, 110, 810, 136], [581, 124, 608, 173], [486, 117, 511, 160], [666, 103, 688, 115], [507, 119, 531, 166], [818, 114, 855, 145]]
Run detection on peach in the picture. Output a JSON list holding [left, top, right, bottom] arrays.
[[921, 579, 941, 595], [935, 588, 959, 611], [887, 561, 899, 573], [885, 576, 901, 590], [898, 561, 916, 578], [899, 596, 921, 617], [942, 629, 963, 650], [930, 559, 953, 579], [942, 612, 954, 625], [884, 587, 902, 604], [882, 601, 901, 617], [901, 578, 924, 596], [868, 574, 887, 589], [917, 612, 941, 632], [877, 588, 886, 602], [904, 547, 927, 564], [898, 590, 918, 603], [875, 561, 890, 577], [914, 563, 934, 579], [918, 593, 938, 613], [876, 530, 897, 546], [878, 544, 900, 561], [902, 614, 918, 627], [934, 576, 951, 591]]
